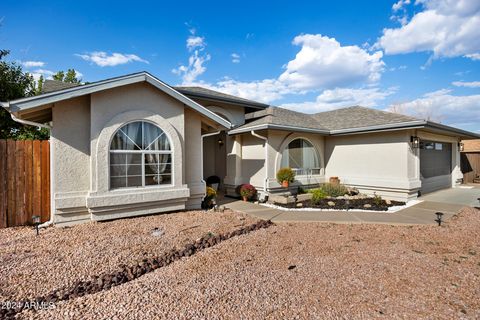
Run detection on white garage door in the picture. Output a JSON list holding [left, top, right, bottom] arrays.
[[420, 140, 452, 194]]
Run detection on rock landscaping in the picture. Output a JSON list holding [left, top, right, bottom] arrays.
[[0, 210, 257, 303], [269, 183, 406, 211], [275, 197, 406, 211], [22, 207, 480, 319], [0, 219, 273, 319]]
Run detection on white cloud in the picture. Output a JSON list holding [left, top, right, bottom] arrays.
[[386, 89, 480, 125], [172, 50, 211, 84], [279, 34, 385, 91], [378, 0, 480, 60], [452, 81, 480, 88], [231, 53, 240, 63], [76, 51, 149, 67], [280, 87, 397, 113], [21, 60, 45, 68], [392, 0, 411, 11], [186, 36, 205, 51], [28, 69, 55, 81]]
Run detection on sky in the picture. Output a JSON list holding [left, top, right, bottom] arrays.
[[1, 0, 480, 132]]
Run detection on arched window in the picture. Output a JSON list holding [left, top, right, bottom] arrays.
[[110, 121, 172, 188], [280, 138, 320, 176]]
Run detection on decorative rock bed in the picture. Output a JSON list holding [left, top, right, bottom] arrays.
[[0, 219, 274, 319], [268, 191, 406, 211]]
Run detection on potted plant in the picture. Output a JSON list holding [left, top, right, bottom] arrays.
[[239, 184, 257, 201], [206, 175, 221, 191], [276, 167, 295, 188], [202, 186, 217, 209]]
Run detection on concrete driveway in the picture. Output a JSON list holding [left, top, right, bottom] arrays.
[[222, 186, 480, 225]]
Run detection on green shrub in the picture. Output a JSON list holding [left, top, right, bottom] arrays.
[[373, 192, 383, 206], [308, 188, 327, 204], [320, 183, 349, 197], [276, 167, 295, 184]]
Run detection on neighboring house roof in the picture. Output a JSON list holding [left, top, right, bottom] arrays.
[[42, 80, 81, 93], [462, 139, 480, 152], [174, 86, 269, 110], [1, 72, 231, 129], [230, 106, 480, 139]]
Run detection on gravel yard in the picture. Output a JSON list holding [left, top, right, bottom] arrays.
[[17, 207, 480, 319], [0, 209, 256, 302]]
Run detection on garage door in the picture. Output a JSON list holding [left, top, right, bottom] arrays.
[[420, 140, 452, 194]]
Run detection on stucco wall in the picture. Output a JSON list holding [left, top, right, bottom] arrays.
[[325, 131, 419, 201], [51, 96, 91, 224]]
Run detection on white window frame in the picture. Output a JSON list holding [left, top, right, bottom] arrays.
[[109, 120, 173, 189], [281, 138, 321, 177]]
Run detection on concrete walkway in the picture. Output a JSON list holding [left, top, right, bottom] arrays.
[[222, 186, 479, 225]]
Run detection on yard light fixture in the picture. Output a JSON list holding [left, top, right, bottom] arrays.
[[410, 136, 420, 148], [345, 199, 350, 211], [32, 215, 41, 236], [458, 142, 464, 152], [435, 212, 444, 226]]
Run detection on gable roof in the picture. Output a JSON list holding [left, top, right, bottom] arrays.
[[230, 105, 480, 139], [1, 72, 231, 129], [174, 86, 269, 109]]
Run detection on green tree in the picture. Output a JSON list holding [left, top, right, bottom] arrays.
[[35, 75, 44, 95], [52, 68, 81, 84], [0, 50, 49, 140]]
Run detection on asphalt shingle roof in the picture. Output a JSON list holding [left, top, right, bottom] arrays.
[[174, 86, 269, 109], [232, 106, 421, 134], [313, 106, 419, 130]]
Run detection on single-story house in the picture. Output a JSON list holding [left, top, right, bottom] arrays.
[[2, 72, 479, 225]]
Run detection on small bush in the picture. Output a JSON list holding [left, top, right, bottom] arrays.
[[373, 192, 383, 206], [297, 186, 306, 194], [276, 167, 295, 184], [309, 188, 327, 204], [239, 184, 257, 200], [320, 183, 349, 198]]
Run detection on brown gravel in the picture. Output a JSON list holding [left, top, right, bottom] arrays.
[[10, 207, 480, 319], [0, 210, 256, 302]]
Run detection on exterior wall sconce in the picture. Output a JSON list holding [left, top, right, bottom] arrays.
[[32, 215, 41, 235], [458, 142, 464, 152], [410, 136, 420, 148], [217, 138, 224, 147]]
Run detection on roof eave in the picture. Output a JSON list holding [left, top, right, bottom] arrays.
[[329, 120, 427, 135], [2, 72, 232, 129], [176, 90, 269, 110], [229, 123, 330, 135]]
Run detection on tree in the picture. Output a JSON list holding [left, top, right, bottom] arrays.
[[0, 50, 49, 140], [35, 75, 44, 95], [52, 69, 81, 84]]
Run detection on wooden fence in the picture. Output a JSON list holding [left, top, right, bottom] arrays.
[[0, 140, 50, 228], [461, 152, 480, 184]]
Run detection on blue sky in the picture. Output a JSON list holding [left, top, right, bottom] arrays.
[[2, 0, 480, 132]]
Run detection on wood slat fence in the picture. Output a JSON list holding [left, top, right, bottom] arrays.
[[0, 140, 50, 228], [461, 152, 480, 184]]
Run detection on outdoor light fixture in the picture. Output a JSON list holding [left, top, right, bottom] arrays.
[[217, 138, 224, 147], [410, 136, 420, 148], [345, 199, 350, 211], [435, 212, 444, 226], [32, 215, 41, 236], [458, 142, 464, 152]]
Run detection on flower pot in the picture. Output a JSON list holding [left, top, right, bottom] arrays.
[[282, 180, 289, 188], [329, 177, 340, 185], [242, 196, 248, 202]]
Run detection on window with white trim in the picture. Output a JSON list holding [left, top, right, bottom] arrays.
[[280, 138, 320, 176], [110, 121, 172, 188]]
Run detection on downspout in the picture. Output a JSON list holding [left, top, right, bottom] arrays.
[[5, 103, 54, 228], [200, 131, 221, 199], [250, 130, 268, 197]]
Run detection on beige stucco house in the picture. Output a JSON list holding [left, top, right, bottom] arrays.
[[2, 72, 479, 225]]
